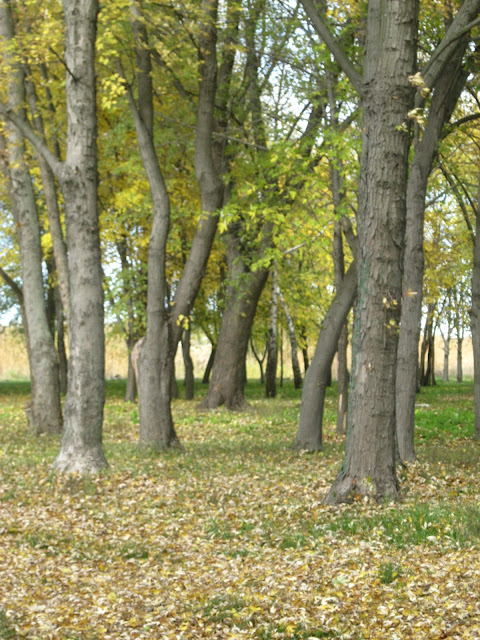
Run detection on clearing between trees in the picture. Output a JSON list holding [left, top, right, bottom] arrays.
[[1, 379, 479, 639]]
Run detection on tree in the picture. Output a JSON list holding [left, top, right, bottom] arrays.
[[395, 16, 474, 461], [301, 0, 480, 501], [1, 0, 108, 472], [0, 2, 62, 434], [294, 260, 357, 451]]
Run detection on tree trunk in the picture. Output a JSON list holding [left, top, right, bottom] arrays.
[[294, 261, 357, 450], [336, 323, 349, 435], [472, 175, 480, 439], [265, 268, 279, 398], [55, 286, 68, 395], [279, 290, 303, 389], [250, 338, 267, 384], [395, 40, 469, 461], [125, 344, 137, 403], [200, 230, 269, 410], [442, 334, 450, 382], [420, 305, 436, 387], [126, 7, 178, 450], [202, 345, 216, 384], [0, 3, 62, 436], [333, 224, 350, 436], [182, 327, 195, 400], [25, 74, 70, 324], [457, 335, 463, 383], [324, 0, 418, 503], [54, 0, 107, 472], [300, 327, 309, 373]]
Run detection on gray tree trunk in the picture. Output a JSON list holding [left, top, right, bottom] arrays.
[[250, 337, 267, 384], [442, 334, 450, 382], [25, 73, 70, 324], [1, 0, 115, 472], [54, 0, 107, 472], [199, 230, 269, 409], [265, 268, 279, 398], [279, 290, 303, 389], [472, 177, 480, 439], [202, 345, 216, 384], [294, 261, 357, 450], [129, 0, 232, 442], [127, 5, 178, 450], [182, 327, 195, 400], [301, 0, 480, 502], [457, 335, 464, 383], [395, 41, 470, 461], [324, 0, 418, 502], [0, 2, 62, 435]]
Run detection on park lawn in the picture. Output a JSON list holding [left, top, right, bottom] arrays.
[[1, 380, 480, 639]]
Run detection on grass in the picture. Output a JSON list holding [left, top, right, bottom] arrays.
[[1, 379, 480, 639]]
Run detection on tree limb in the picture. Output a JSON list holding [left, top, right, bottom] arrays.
[[299, 0, 364, 96]]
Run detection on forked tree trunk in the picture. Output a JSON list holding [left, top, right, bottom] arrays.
[[294, 261, 357, 451], [323, 0, 417, 503], [0, 3, 62, 436], [395, 41, 469, 461], [200, 230, 269, 409], [250, 338, 267, 384], [126, 7, 178, 449]]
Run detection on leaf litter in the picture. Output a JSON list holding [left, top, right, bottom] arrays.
[[1, 382, 480, 639]]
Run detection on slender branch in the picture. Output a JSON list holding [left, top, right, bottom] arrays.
[[299, 0, 364, 96], [0, 102, 64, 179], [48, 46, 78, 80], [439, 159, 476, 244], [0, 266, 23, 304], [422, 2, 480, 90]]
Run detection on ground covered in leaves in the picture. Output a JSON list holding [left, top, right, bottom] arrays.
[[1, 380, 480, 639]]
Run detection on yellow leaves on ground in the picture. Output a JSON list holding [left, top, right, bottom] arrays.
[[1, 384, 480, 639]]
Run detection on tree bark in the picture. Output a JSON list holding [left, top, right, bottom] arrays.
[[25, 72, 70, 324], [182, 327, 195, 400], [395, 40, 470, 461], [472, 175, 480, 439], [301, 0, 480, 502], [457, 335, 464, 383], [55, 286, 68, 395], [0, 2, 62, 436], [126, 3, 178, 450], [265, 268, 279, 398], [442, 334, 450, 382], [294, 261, 357, 451], [54, 0, 107, 472], [200, 230, 270, 409], [129, 0, 233, 440], [250, 337, 267, 384], [324, 0, 418, 502], [202, 345, 216, 384], [279, 290, 303, 389]]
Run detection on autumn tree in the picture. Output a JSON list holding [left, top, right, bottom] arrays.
[[0, 1, 62, 434], [300, 0, 480, 501], [1, 0, 108, 472]]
